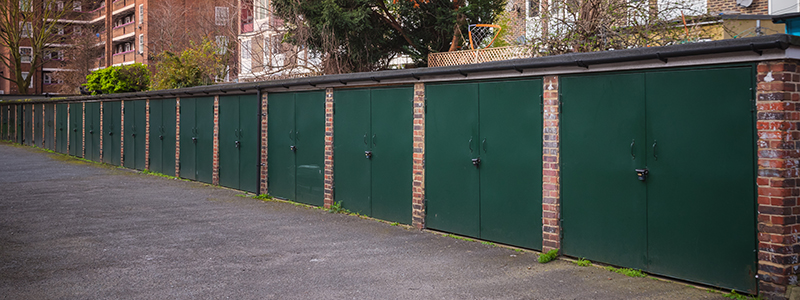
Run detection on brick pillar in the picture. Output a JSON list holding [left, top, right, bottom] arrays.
[[175, 98, 180, 178], [756, 60, 800, 300], [40, 104, 45, 147], [212, 95, 220, 185], [323, 88, 334, 209], [99, 102, 104, 161], [145, 99, 150, 170], [412, 82, 426, 229], [542, 75, 561, 253], [260, 93, 268, 195], [81, 102, 85, 158], [120, 101, 125, 166]]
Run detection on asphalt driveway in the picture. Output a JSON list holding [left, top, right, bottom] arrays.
[[0, 142, 728, 299]]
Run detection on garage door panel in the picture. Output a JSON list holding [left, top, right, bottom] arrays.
[[267, 93, 296, 200], [333, 89, 372, 215], [180, 98, 197, 180], [371, 87, 413, 224], [295, 91, 325, 206], [478, 79, 543, 249], [426, 83, 481, 238], [239, 95, 260, 194], [103, 101, 121, 165], [219, 95, 241, 190], [561, 73, 648, 269]]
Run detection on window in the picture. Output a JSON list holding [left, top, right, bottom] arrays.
[[125, 15, 131, 24], [241, 39, 251, 74], [20, 47, 32, 63], [57, 25, 65, 35], [139, 4, 144, 24], [528, 0, 539, 17], [73, 26, 82, 35], [43, 73, 52, 84], [20, 22, 32, 38], [73, 1, 81, 11], [20, 0, 32, 12], [771, 0, 798, 14], [139, 34, 144, 53], [215, 7, 229, 26], [56, 1, 64, 10], [215, 36, 228, 54], [124, 42, 131, 52], [256, 0, 269, 20], [46, 50, 63, 60], [21, 72, 33, 88]]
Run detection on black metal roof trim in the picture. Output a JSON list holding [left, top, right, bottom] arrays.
[[2, 34, 796, 105]]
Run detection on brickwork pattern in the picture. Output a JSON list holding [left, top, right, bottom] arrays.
[[40, 104, 45, 147], [708, 0, 768, 15], [412, 83, 426, 229], [175, 98, 181, 178], [120, 101, 125, 166], [212, 96, 220, 185], [756, 61, 800, 300], [260, 93, 268, 195], [542, 76, 561, 252], [99, 102, 104, 161], [324, 88, 334, 209], [82, 103, 85, 158], [145, 100, 150, 170]]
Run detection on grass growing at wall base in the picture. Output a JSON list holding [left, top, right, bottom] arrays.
[[604, 266, 646, 277], [538, 249, 559, 263]]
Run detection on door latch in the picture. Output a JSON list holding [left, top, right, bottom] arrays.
[[159, 135, 163, 140], [290, 145, 297, 152], [192, 137, 197, 143], [472, 157, 481, 167], [365, 150, 372, 159], [635, 168, 649, 181], [235, 140, 240, 148]]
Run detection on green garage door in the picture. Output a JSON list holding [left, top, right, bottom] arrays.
[[44, 104, 55, 150], [179, 97, 214, 183], [149, 99, 176, 176], [24, 104, 32, 146], [219, 94, 260, 193], [267, 91, 325, 206], [561, 66, 756, 293], [85, 102, 100, 162], [56, 104, 67, 154], [334, 86, 413, 224], [69, 103, 82, 157], [426, 78, 543, 250], [123, 100, 146, 169], [17, 105, 23, 144], [103, 101, 122, 165], [33, 104, 42, 147], [1, 105, 7, 140]]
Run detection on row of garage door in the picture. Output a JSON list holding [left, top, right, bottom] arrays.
[[0, 65, 757, 293]]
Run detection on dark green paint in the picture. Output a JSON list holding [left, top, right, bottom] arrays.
[[179, 97, 214, 183], [267, 93, 296, 200], [149, 99, 177, 176], [370, 87, 414, 224], [333, 89, 372, 215], [124, 100, 146, 169], [85, 102, 101, 162], [426, 82, 481, 238], [44, 104, 55, 150], [478, 79, 542, 249], [295, 91, 325, 206], [69, 103, 82, 157], [561, 66, 756, 293], [25, 104, 32, 146], [561, 73, 648, 269], [103, 102, 122, 165], [56, 104, 67, 154], [1, 105, 7, 140], [17, 105, 23, 144], [219, 95, 260, 193], [645, 68, 756, 292], [34, 104, 42, 147]]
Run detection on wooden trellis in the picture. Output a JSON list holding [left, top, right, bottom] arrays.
[[428, 46, 532, 68]]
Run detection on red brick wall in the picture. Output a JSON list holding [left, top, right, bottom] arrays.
[[324, 88, 334, 209], [175, 98, 181, 178], [756, 60, 800, 300], [708, 0, 768, 15], [120, 102, 125, 165], [99, 102, 104, 161], [260, 93, 268, 194], [212, 95, 220, 185], [412, 83, 426, 229], [145, 99, 150, 170], [542, 76, 561, 253]]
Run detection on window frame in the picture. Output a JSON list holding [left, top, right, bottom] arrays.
[[19, 47, 33, 63], [215, 7, 229, 26]]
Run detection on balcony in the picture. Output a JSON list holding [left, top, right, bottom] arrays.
[[112, 22, 135, 38], [91, 57, 107, 70], [111, 51, 136, 65], [87, 5, 106, 21], [112, 0, 135, 14]]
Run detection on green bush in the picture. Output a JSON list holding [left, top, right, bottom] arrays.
[[83, 63, 150, 95], [538, 249, 559, 263]]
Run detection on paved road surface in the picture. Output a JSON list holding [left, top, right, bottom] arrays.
[[0, 142, 727, 299]]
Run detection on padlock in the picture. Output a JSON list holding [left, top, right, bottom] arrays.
[[635, 168, 649, 181]]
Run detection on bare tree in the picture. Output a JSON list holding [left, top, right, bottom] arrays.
[[53, 21, 103, 94], [0, 0, 75, 94], [528, 0, 711, 55]]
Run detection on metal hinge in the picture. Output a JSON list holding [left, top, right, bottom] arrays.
[[539, 94, 544, 114]]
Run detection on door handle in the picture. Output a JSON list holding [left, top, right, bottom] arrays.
[[89, 130, 94, 134], [365, 150, 372, 159], [192, 137, 197, 143], [73, 128, 77, 132], [109, 131, 113, 136], [159, 135, 163, 140], [472, 157, 481, 167], [289, 130, 294, 141], [468, 137, 473, 153], [372, 134, 376, 146], [364, 134, 368, 145], [652, 140, 658, 161], [235, 140, 240, 148], [482, 138, 487, 152], [630, 139, 635, 160], [290, 145, 296, 152]]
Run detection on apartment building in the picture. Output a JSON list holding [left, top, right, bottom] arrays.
[[1, 0, 238, 95]]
